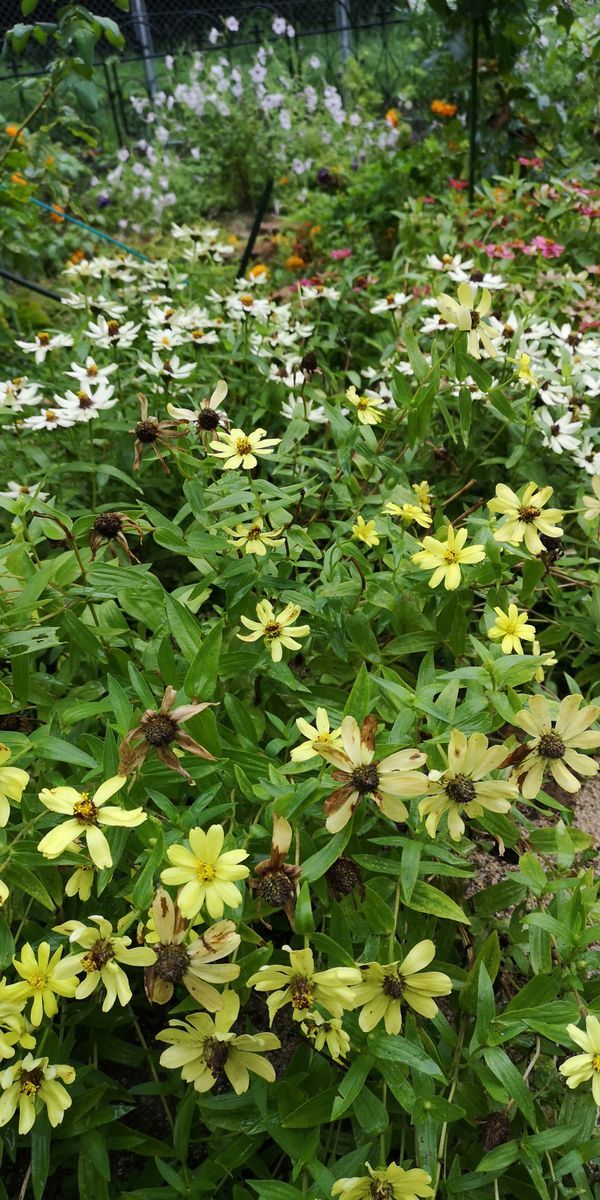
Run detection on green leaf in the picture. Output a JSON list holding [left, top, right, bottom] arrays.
[[28, 731, 97, 769], [30, 1116, 51, 1200], [405, 880, 470, 924], [184, 619, 223, 698], [483, 1046, 537, 1128], [165, 595, 202, 660], [343, 662, 370, 721], [294, 880, 314, 935], [302, 827, 352, 882], [477, 1140, 520, 1172], [460, 931, 500, 1013], [248, 1185, 304, 1200], [400, 840, 421, 902], [369, 1032, 445, 1078], [331, 1055, 374, 1119]]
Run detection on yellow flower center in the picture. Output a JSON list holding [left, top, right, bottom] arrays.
[[107, 320, 120, 337], [196, 861, 216, 882], [87, 364, 98, 377], [19, 1068, 42, 1096], [240, 294, 254, 306], [592, 1055, 600, 1072], [37, 332, 50, 346], [44, 410, 57, 422], [28, 972, 48, 991], [191, 329, 204, 339], [263, 621, 282, 642], [443, 549, 458, 563], [247, 525, 262, 541], [357, 396, 370, 410], [73, 793, 99, 825], [235, 437, 253, 456]]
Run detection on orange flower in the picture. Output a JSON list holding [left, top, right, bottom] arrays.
[[10, 172, 28, 186], [5, 123, 23, 140], [69, 249, 86, 265], [310, 225, 321, 238], [248, 263, 269, 281], [226, 234, 239, 245], [279, 175, 289, 186], [285, 254, 306, 270], [385, 108, 399, 127], [49, 204, 65, 223], [431, 100, 458, 118]]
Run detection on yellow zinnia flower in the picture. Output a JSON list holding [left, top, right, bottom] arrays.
[[37, 775, 145, 869], [345, 385, 384, 426], [290, 706, 343, 762], [247, 946, 360, 1023], [209, 426, 280, 469], [0, 1054, 75, 1135], [0, 745, 29, 827], [436, 283, 500, 358], [582, 476, 600, 522], [54, 916, 155, 1011], [352, 515, 381, 546], [384, 501, 432, 529], [511, 350, 538, 387], [353, 940, 452, 1035], [332, 1161, 434, 1200], [487, 603, 536, 654], [157, 990, 280, 1095], [316, 714, 426, 833], [510, 693, 600, 799], [300, 1011, 350, 1063], [161, 824, 250, 920], [412, 524, 485, 590], [237, 599, 310, 662], [224, 516, 285, 556], [559, 1016, 600, 1105], [12, 943, 79, 1026], [412, 480, 434, 514], [488, 482, 563, 555], [419, 730, 518, 841]]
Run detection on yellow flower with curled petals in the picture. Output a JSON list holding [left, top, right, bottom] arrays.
[[412, 524, 485, 590], [487, 604, 536, 654], [54, 916, 155, 1012]]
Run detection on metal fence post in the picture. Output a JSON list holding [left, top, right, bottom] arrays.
[[335, 0, 352, 65], [130, 0, 157, 99], [467, 16, 479, 204]]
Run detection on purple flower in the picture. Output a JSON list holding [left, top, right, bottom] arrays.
[[97, 192, 111, 209], [225, 16, 239, 32]]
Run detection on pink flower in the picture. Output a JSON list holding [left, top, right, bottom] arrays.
[[419, 196, 435, 205], [521, 235, 564, 259], [449, 178, 468, 190], [518, 155, 544, 169], [330, 248, 352, 260]]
